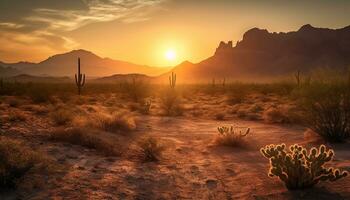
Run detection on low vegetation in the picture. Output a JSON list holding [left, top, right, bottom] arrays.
[[138, 136, 165, 162], [215, 126, 250, 147], [93, 112, 136, 134], [51, 108, 74, 126], [160, 88, 182, 116], [50, 127, 120, 156], [260, 143, 348, 189], [0, 138, 41, 188], [300, 81, 350, 142]]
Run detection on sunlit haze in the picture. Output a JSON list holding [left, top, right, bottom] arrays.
[[1, 0, 350, 67]]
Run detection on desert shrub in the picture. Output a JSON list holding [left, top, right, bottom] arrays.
[[299, 82, 350, 142], [8, 111, 27, 122], [7, 98, 20, 107], [139, 99, 152, 115], [29, 89, 52, 103], [121, 78, 150, 102], [50, 127, 120, 156], [214, 113, 225, 120], [227, 90, 247, 105], [261, 144, 348, 190], [160, 88, 182, 116], [50, 108, 73, 126], [138, 136, 165, 162], [94, 112, 136, 134], [215, 126, 250, 147], [22, 105, 49, 115], [0, 138, 40, 188], [250, 104, 263, 113], [262, 107, 290, 123]]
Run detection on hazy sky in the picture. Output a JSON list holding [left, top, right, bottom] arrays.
[[1, 0, 350, 66]]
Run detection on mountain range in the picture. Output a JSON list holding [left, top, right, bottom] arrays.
[[1, 24, 350, 82], [163, 24, 350, 82], [0, 50, 171, 77]]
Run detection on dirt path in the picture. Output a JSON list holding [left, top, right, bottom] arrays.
[[4, 116, 350, 199]]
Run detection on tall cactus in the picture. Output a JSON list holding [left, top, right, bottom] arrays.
[[75, 57, 85, 95], [169, 72, 176, 88], [0, 78, 3, 90], [295, 70, 301, 87]]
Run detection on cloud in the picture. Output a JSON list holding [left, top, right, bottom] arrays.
[[0, 0, 165, 62]]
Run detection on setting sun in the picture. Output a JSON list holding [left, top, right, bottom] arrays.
[[165, 49, 176, 61]]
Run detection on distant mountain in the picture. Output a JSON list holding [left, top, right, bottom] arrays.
[[161, 24, 350, 82], [95, 73, 153, 83], [1, 50, 172, 77], [0, 65, 22, 77], [6, 74, 71, 83]]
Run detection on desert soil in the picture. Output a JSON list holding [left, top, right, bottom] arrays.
[[1, 114, 349, 200]]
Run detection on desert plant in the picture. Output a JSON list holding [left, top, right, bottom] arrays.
[[94, 112, 136, 134], [75, 57, 86, 95], [216, 126, 250, 147], [125, 77, 150, 102], [160, 88, 182, 116], [0, 78, 4, 94], [169, 72, 176, 88], [51, 108, 73, 126], [29, 87, 52, 103], [139, 99, 152, 114], [261, 143, 348, 190], [138, 136, 165, 162], [50, 127, 120, 156], [295, 70, 301, 87], [0, 138, 39, 188], [8, 111, 27, 122], [300, 82, 350, 142]]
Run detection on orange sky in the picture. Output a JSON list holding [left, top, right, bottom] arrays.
[[1, 0, 350, 67]]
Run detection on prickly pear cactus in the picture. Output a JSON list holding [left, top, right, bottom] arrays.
[[260, 144, 348, 189]]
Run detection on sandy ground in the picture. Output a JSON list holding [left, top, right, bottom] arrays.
[[1, 113, 349, 200]]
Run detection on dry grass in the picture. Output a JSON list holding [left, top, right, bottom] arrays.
[[8, 111, 27, 122], [160, 89, 183, 116], [262, 105, 301, 124], [7, 98, 20, 107], [137, 136, 165, 162], [215, 126, 250, 147], [0, 137, 42, 188], [22, 104, 49, 115], [50, 108, 74, 126], [50, 127, 120, 156], [92, 112, 136, 134]]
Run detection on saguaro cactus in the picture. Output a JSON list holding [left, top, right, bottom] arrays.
[[169, 72, 176, 88], [75, 58, 85, 95], [0, 78, 3, 90], [295, 70, 301, 87]]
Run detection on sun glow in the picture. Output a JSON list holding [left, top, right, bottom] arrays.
[[165, 49, 176, 61]]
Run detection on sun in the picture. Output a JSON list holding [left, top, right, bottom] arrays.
[[165, 49, 176, 61]]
